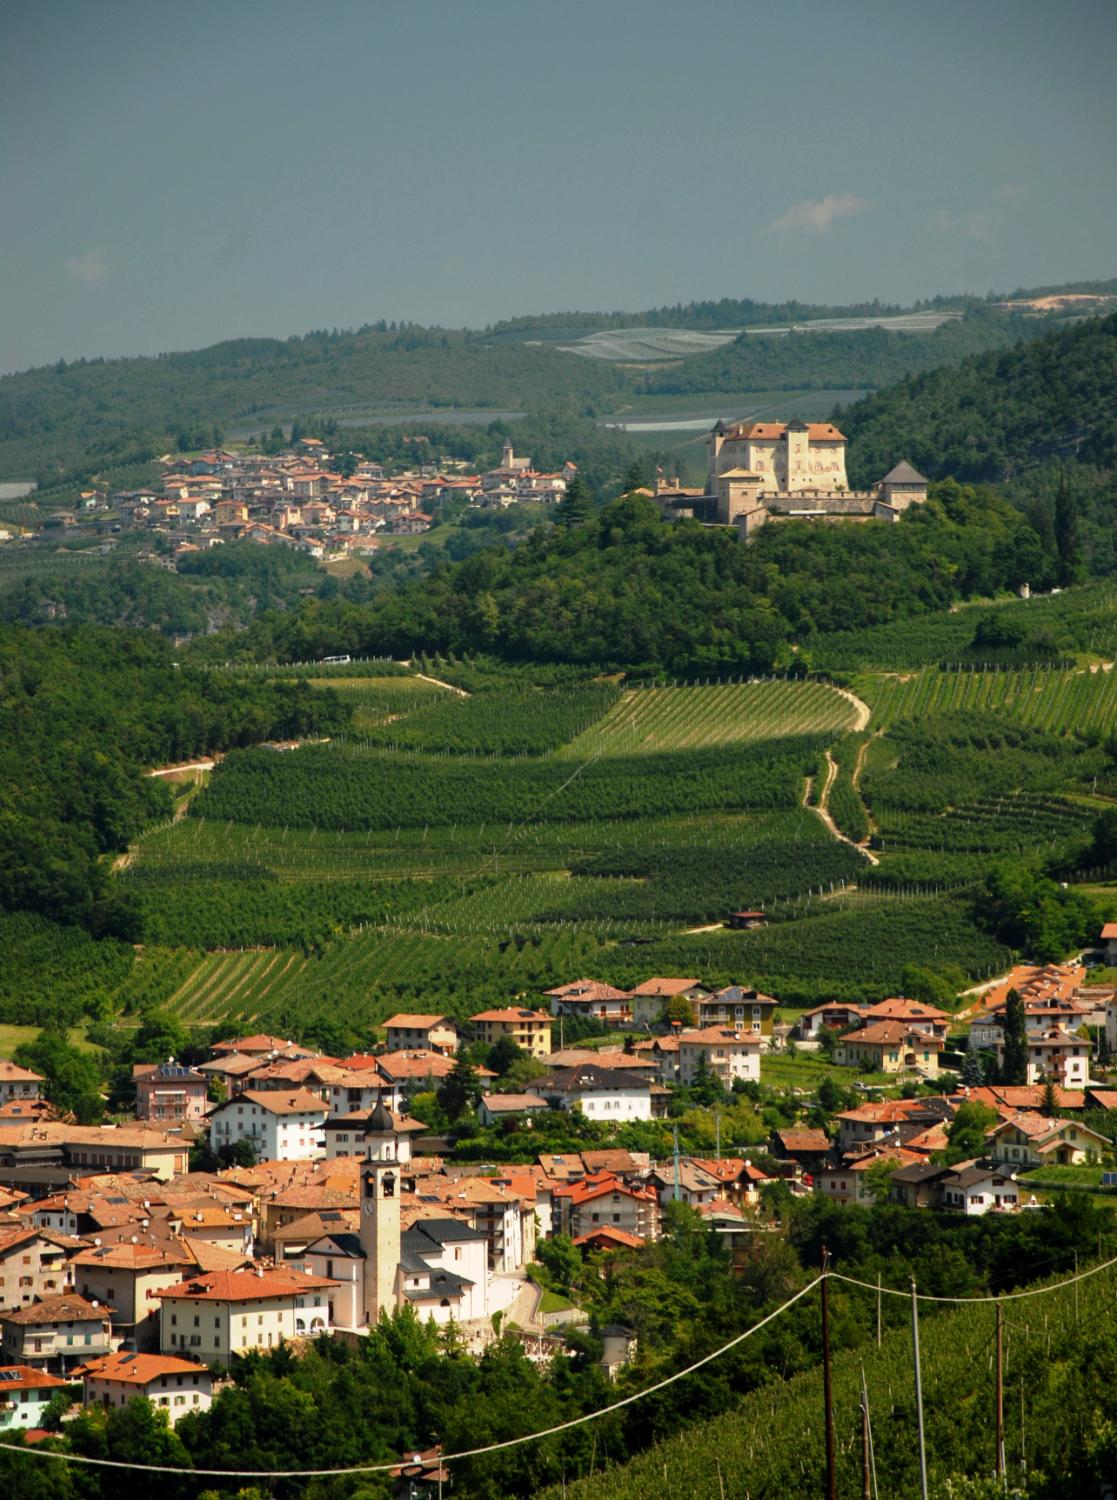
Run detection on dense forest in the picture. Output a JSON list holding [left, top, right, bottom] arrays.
[[841, 312, 1117, 484], [0, 626, 349, 938], [213, 480, 1056, 674]]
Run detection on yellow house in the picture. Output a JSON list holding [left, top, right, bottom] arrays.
[[834, 1021, 943, 1077], [469, 1009, 552, 1060]]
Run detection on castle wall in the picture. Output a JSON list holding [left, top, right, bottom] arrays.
[[710, 432, 848, 494]]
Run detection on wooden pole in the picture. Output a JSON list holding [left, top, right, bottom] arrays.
[[822, 1248, 836, 1500], [860, 1362, 878, 1500], [995, 1300, 1005, 1479], [911, 1278, 929, 1500], [876, 1270, 882, 1348]]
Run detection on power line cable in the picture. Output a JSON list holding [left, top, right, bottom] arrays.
[[831, 1252, 1117, 1303], [1, 1275, 823, 1480]]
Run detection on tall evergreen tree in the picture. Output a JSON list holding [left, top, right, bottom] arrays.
[[1001, 988, 1029, 1086], [1041, 1076, 1060, 1118], [1053, 468, 1083, 585], [556, 474, 594, 528], [437, 1052, 482, 1121], [961, 1046, 985, 1087]]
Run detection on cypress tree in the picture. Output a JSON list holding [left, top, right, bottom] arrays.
[[1002, 988, 1028, 1086]]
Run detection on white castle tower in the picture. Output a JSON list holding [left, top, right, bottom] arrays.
[[358, 1102, 402, 1326]]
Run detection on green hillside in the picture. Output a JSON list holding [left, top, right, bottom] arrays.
[[539, 1259, 1117, 1500], [0, 328, 628, 482], [841, 311, 1117, 486], [3, 282, 1109, 491], [640, 306, 1043, 396]]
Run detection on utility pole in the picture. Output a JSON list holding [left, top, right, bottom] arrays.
[[821, 1247, 836, 1500], [715, 1110, 721, 1161], [860, 1362, 878, 1500], [911, 1278, 929, 1500], [861, 1379, 872, 1500], [995, 1301, 1005, 1480], [672, 1124, 681, 1203]]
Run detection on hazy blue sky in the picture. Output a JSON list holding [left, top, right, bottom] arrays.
[[2, 0, 1115, 372]]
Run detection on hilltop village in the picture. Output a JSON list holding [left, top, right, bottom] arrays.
[[6, 438, 571, 562], [1, 954, 1115, 1436]]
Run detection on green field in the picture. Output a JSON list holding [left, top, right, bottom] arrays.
[[0, 1023, 100, 1056], [82, 668, 1104, 1038], [558, 679, 860, 758], [862, 663, 1117, 733], [758, 1052, 895, 1091]]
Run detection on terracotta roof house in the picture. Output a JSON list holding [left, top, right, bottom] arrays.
[[857, 998, 951, 1037], [477, 1094, 549, 1128], [0, 1063, 45, 1104], [382, 1015, 459, 1056], [0, 1364, 69, 1430], [677, 1027, 762, 1087], [1, 1293, 113, 1372], [156, 1268, 337, 1363], [554, 1172, 659, 1242], [627, 978, 709, 1028], [815, 1145, 924, 1206], [469, 1009, 553, 1058], [76, 1350, 214, 1425], [834, 1022, 944, 1077], [544, 980, 633, 1027], [770, 1129, 832, 1171], [134, 1061, 208, 1123]]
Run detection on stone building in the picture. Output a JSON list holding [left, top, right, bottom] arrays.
[[686, 418, 928, 538]]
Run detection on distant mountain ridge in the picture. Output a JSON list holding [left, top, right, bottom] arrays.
[[0, 278, 1111, 488]]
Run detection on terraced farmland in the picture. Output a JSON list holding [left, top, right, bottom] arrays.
[[558, 679, 861, 758], [167, 948, 308, 1025], [864, 663, 1117, 734]]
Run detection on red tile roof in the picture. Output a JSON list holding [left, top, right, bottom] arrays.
[[0, 1364, 68, 1391], [155, 1268, 337, 1302], [76, 1352, 209, 1385]]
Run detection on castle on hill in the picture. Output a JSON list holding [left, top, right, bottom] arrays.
[[655, 418, 927, 539]]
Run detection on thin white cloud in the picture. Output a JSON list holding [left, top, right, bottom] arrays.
[[930, 208, 998, 244], [762, 194, 870, 236], [66, 248, 111, 286], [997, 183, 1028, 201]]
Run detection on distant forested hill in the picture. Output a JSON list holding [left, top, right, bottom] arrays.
[[3, 281, 1110, 486], [0, 327, 628, 482], [640, 308, 1044, 396], [841, 311, 1117, 486]]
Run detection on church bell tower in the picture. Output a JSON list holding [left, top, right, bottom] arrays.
[[359, 1104, 402, 1325]]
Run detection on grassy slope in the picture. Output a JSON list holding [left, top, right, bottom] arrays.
[[535, 1261, 1117, 1500]]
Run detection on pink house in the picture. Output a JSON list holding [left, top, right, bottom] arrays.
[[134, 1061, 208, 1123]]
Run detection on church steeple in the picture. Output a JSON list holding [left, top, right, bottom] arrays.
[[359, 1112, 401, 1326], [362, 1100, 412, 1164]]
